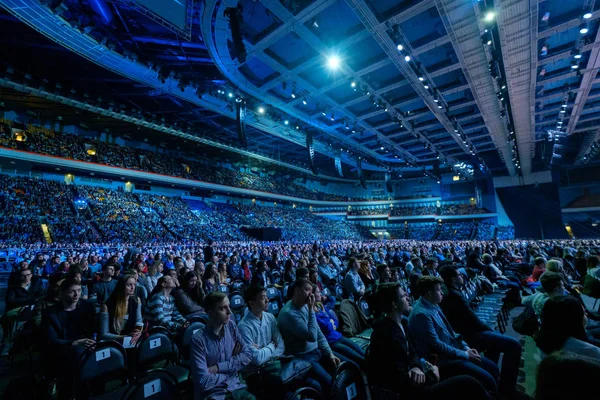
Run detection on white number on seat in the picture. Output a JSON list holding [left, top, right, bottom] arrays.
[[143, 379, 161, 398], [95, 349, 110, 361], [149, 338, 162, 349]]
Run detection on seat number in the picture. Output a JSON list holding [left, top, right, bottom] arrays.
[[143, 379, 161, 398], [95, 349, 110, 361], [149, 338, 162, 349], [234, 298, 241, 305], [346, 383, 357, 399]]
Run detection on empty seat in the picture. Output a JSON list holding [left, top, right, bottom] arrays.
[[74, 340, 128, 399], [122, 369, 181, 400], [331, 361, 368, 400]]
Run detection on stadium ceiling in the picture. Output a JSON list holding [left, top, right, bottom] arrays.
[[1, 0, 600, 178]]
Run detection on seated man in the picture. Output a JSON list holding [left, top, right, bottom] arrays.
[[439, 266, 523, 397], [523, 271, 565, 317], [3, 266, 46, 341], [343, 258, 365, 301], [238, 285, 285, 368], [190, 292, 254, 400], [89, 263, 117, 304], [408, 276, 499, 396], [40, 277, 96, 400], [278, 279, 340, 394], [367, 282, 489, 400]]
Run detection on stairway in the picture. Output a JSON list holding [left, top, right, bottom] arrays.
[[40, 223, 52, 244]]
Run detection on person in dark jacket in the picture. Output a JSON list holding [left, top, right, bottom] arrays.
[[439, 266, 522, 397], [174, 271, 206, 319], [366, 282, 489, 399], [40, 277, 96, 400], [6, 268, 46, 311]]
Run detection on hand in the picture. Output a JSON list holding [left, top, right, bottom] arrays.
[[431, 365, 440, 382], [329, 353, 341, 367], [467, 348, 481, 363], [208, 365, 218, 374], [408, 367, 426, 385], [130, 331, 142, 346], [73, 338, 96, 349], [183, 321, 191, 329], [307, 294, 316, 309], [253, 343, 260, 349], [233, 341, 242, 356]]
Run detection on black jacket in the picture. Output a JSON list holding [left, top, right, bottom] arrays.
[[440, 286, 491, 338], [5, 277, 46, 310], [366, 317, 421, 392], [41, 300, 96, 350]]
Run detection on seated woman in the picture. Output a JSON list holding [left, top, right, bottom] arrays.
[[218, 262, 229, 285], [535, 295, 600, 360], [202, 263, 219, 294], [146, 276, 189, 333], [99, 274, 143, 344], [173, 271, 206, 319], [145, 261, 163, 294], [312, 285, 365, 367]]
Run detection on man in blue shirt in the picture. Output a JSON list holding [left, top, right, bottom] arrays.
[[408, 276, 499, 396], [190, 292, 254, 400]]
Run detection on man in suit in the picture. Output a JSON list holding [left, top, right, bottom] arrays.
[[408, 276, 499, 396], [41, 277, 96, 400], [439, 266, 523, 398], [367, 282, 489, 399]]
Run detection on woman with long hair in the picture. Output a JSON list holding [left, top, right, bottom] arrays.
[[99, 274, 143, 344], [217, 262, 229, 285], [173, 271, 205, 318], [202, 263, 218, 294], [535, 296, 600, 360], [358, 259, 375, 287], [145, 261, 163, 294], [283, 259, 296, 284], [240, 259, 252, 283], [146, 276, 188, 332]]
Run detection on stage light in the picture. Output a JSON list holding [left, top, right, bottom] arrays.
[[380, 146, 384, 150], [327, 55, 341, 70], [228, 92, 233, 98], [571, 62, 579, 69], [302, 100, 307, 105], [284, 120, 289, 125], [580, 23, 589, 34], [584, 11, 593, 19], [258, 107, 265, 114], [404, 55, 411, 62], [418, 76, 424, 81], [484, 11, 495, 22], [574, 50, 582, 59], [424, 84, 429, 89], [396, 44, 403, 51], [351, 81, 356, 88], [291, 93, 296, 98]]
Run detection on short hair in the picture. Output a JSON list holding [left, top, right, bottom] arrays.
[[425, 258, 438, 265], [244, 284, 266, 303], [102, 263, 115, 271], [587, 256, 600, 270], [415, 275, 444, 297], [546, 259, 563, 273], [439, 265, 459, 285], [67, 265, 83, 278], [376, 282, 401, 313], [204, 291, 228, 311], [296, 267, 309, 279], [59, 277, 81, 292], [539, 271, 563, 293], [535, 257, 546, 266], [482, 254, 493, 264], [292, 278, 312, 295], [376, 263, 389, 277]]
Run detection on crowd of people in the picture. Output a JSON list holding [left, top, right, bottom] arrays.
[[442, 204, 491, 216], [0, 121, 373, 202], [3, 238, 600, 399]]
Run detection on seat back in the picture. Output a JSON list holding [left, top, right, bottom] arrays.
[[290, 386, 322, 400], [136, 327, 175, 373], [232, 280, 245, 291], [322, 287, 332, 298], [359, 299, 371, 318], [122, 369, 181, 400], [266, 286, 281, 301], [331, 362, 367, 400], [136, 284, 149, 308], [335, 284, 344, 298], [218, 284, 230, 294], [75, 341, 128, 398], [229, 291, 246, 314], [267, 299, 281, 316], [181, 321, 205, 363]]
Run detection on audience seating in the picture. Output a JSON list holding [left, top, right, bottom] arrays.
[[135, 327, 189, 385], [121, 369, 181, 400], [74, 340, 129, 399], [331, 362, 368, 400]]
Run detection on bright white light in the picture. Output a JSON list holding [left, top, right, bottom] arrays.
[[574, 53, 582, 59], [228, 92, 233, 98], [380, 146, 384, 150], [397, 44, 403, 51], [580, 27, 589, 34], [258, 107, 265, 114], [584, 12, 593, 19], [424, 85, 429, 89], [404, 55, 411, 62], [571, 63, 579, 69], [561, 103, 568, 108], [327, 55, 341, 70], [484, 11, 495, 22], [284, 120, 289, 125], [302, 100, 307, 105], [418, 76, 424, 81], [291, 93, 296, 98]]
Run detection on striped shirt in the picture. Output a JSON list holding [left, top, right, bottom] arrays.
[[145, 292, 186, 331]]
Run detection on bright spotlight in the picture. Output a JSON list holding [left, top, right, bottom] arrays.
[[258, 107, 265, 114], [580, 24, 589, 34], [484, 11, 495, 22], [228, 92, 233, 98], [284, 120, 289, 125], [404, 55, 411, 62], [351, 81, 356, 88], [327, 55, 341, 70], [396, 44, 403, 51], [418, 76, 424, 81], [584, 12, 593, 19], [302, 100, 307, 105]]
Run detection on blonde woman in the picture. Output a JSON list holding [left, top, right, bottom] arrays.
[[99, 274, 143, 344]]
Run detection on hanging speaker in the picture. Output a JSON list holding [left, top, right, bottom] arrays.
[[236, 101, 247, 147], [306, 132, 317, 175]]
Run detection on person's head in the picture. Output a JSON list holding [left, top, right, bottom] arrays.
[[19, 268, 33, 285], [203, 263, 217, 280], [47, 273, 66, 298], [312, 284, 322, 303], [296, 267, 309, 280], [482, 254, 493, 265], [425, 258, 438, 271], [284, 259, 294, 272], [204, 292, 230, 326], [587, 255, 600, 270], [134, 261, 145, 274], [546, 259, 563, 273], [348, 257, 359, 272], [376, 264, 391, 283], [102, 263, 115, 279], [377, 282, 411, 315], [411, 257, 422, 269], [182, 271, 199, 290], [245, 285, 268, 314], [416, 276, 444, 304], [539, 271, 565, 297], [67, 266, 83, 284], [174, 261, 185, 272], [59, 277, 82, 305], [256, 260, 266, 273], [194, 261, 205, 276], [292, 278, 313, 305], [536, 296, 588, 354], [308, 269, 318, 284], [535, 352, 600, 400], [535, 257, 547, 267], [217, 262, 227, 274], [359, 260, 371, 275], [439, 265, 464, 289]]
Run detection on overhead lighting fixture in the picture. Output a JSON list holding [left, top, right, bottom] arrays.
[[571, 62, 579, 69], [574, 50, 582, 59], [580, 23, 589, 34], [351, 81, 356, 88], [484, 11, 495, 22], [424, 84, 429, 89], [380, 146, 384, 150], [327, 54, 341, 70], [302, 100, 307, 105], [418, 76, 424, 81], [404, 55, 411, 62], [258, 106, 265, 114], [284, 120, 289, 125], [396, 44, 403, 51], [584, 11, 593, 19], [562, 103, 568, 108], [291, 93, 296, 98]]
